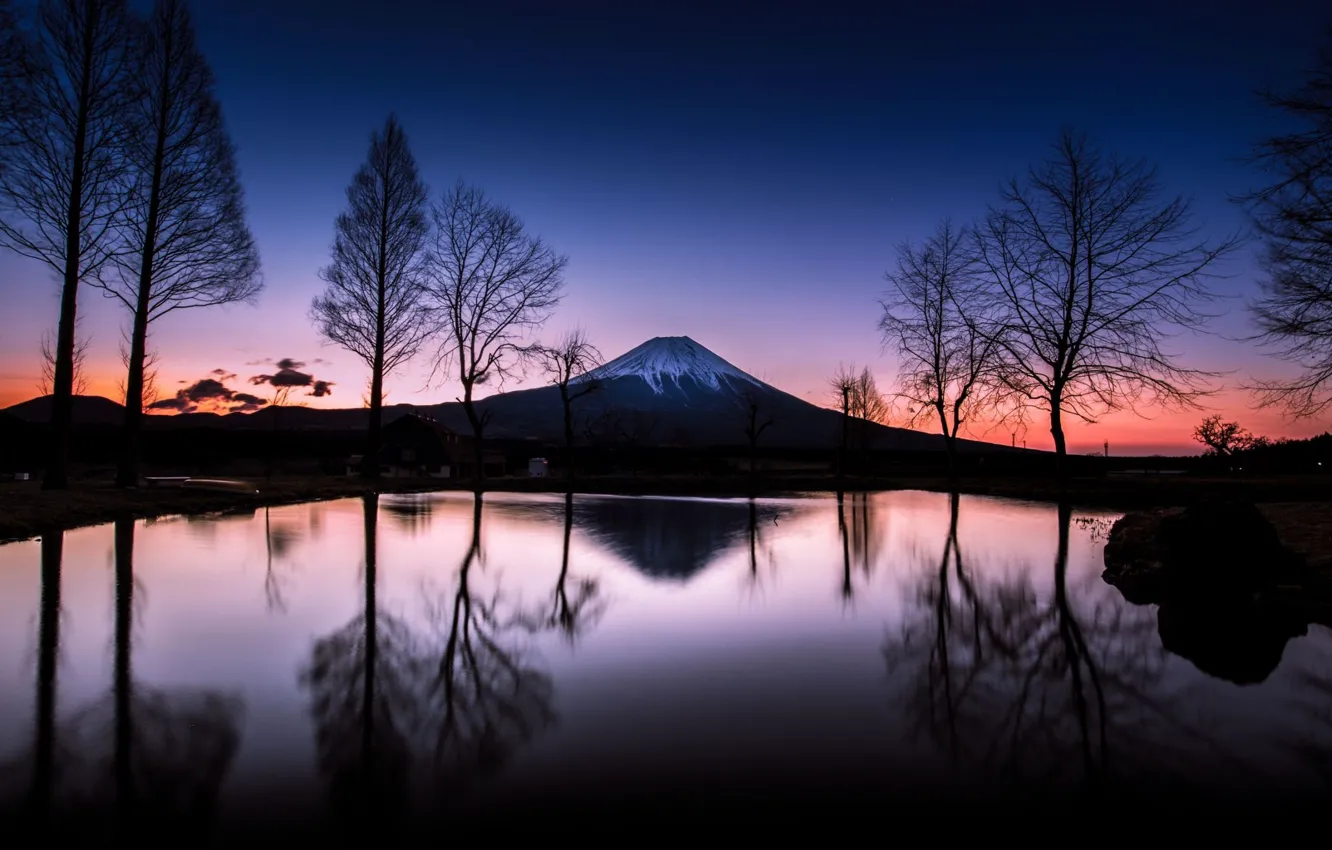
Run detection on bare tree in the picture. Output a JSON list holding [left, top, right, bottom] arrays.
[[0, 0, 24, 147], [528, 329, 601, 486], [312, 115, 429, 480], [38, 325, 90, 396], [89, 0, 260, 487], [733, 383, 775, 485], [1192, 414, 1261, 458], [881, 219, 1007, 481], [425, 182, 566, 488], [0, 0, 134, 490], [1240, 33, 1332, 418], [830, 364, 856, 481], [976, 129, 1238, 480], [115, 331, 160, 412]]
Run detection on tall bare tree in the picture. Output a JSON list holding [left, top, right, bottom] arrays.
[[0, 0, 134, 490], [881, 219, 1007, 481], [312, 115, 429, 479], [830, 364, 856, 482], [848, 365, 888, 451], [528, 329, 601, 486], [92, 0, 260, 487], [37, 324, 90, 396], [733, 383, 775, 485], [1241, 32, 1332, 418], [976, 129, 1238, 479], [425, 182, 566, 488]]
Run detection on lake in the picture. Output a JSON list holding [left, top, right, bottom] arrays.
[[1, 490, 1329, 835]]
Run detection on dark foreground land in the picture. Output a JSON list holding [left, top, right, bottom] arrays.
[[2, 471, 1331, 562]]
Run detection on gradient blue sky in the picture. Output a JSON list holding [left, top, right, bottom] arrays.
[[2, 0, 1330, 453]]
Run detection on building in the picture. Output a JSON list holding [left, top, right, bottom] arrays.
[[528, 457, 549, 478], [360, 413, 505, 479]]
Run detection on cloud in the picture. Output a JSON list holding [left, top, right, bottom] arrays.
[[249, 357, 333, 399], [210, 368, 237, 382], [148, 374, 271, 415]]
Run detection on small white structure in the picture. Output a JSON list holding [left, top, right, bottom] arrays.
[[528, 458, 549, 478]]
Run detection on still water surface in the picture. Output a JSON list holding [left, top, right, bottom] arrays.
[[1, 490, 1330, 831]]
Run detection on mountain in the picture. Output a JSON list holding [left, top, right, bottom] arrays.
[[462, 336, 995, 450], [1, 338, 1017, 452], [3, 394, 127, 427]]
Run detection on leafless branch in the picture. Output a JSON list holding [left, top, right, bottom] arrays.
[[975, 129, 1239, 470]]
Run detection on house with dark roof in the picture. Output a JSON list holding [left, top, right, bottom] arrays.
[[352, 413, 505, 479]]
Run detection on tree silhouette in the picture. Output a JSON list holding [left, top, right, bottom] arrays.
[[424, 495, 556, 798], [1241, 31, 1332, 418], [425, 183, 566, 488], [881, 219, 1009, 482], [0, 0, 135, 490], [976, 129, 1238, 481], [546, 493, 607, 644], [528, 329, 602, 488], [311, 115, 430, 479], [61, 518, 245, 838], [883, 498, 1231, 803], [94, 0, 260, 488], [300, 494, 426, 830]]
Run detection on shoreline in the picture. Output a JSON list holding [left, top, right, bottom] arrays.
[[2, 472, 1331, 544]]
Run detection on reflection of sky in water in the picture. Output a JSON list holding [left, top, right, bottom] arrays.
[[0, 491, 1330, 822]]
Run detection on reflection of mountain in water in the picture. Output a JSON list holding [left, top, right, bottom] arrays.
[[573, 496, 796, 581]]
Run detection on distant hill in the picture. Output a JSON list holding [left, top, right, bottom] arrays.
[[3, 394, 126, 427], [1, 339, 1025, 453]]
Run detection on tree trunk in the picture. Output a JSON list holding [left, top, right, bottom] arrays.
[[1050, 401, 1068, 485], [361, 495, 377, 784], [116, 308, 151, 488], [462, 390, 485, 491], [44, 22, 98, 492], [362, 363, 384, 479], [944, 436, 958, 487], [113, 518, 135, 824], [562, 387, 575, 490], [31, 530, 63, 822]]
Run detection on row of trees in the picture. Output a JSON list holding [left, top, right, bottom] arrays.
[[309, 115, 574, 481], [878, 32, 1332, 481], [0, 0, 260, 489]]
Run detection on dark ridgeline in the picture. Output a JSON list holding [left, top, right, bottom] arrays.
[[97, 0, 261, 488], [311, 115, 430, 481], [424, 182, 566, 491], [1242, 31, 1332, 420], [881, 219, 1012, 485], [526, 329, 603, 490], [976, 129, 1239, 483], [300, 494, 423, 833], [0, 0, 134, 490]]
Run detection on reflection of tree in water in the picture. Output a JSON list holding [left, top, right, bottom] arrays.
[[300, 495, 425, 828], [884, 498, 1219, 798], [0, 531, 65, 825], [59, 518, 245, 836], [837, 493, 880, 604], [423, 495, 556, 797], [381, 494, 435, 536], [545, 493, 606, 644], [264, 506, 304, 613]]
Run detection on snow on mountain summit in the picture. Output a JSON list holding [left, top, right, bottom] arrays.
[[575, 336, 766, 395]]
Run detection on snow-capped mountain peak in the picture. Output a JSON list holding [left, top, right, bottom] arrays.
[[575, 336, 765, 395]]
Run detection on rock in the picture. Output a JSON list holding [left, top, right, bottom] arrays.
[[1157, 596, 1308, 685], [1102, 501, 1299, 603]]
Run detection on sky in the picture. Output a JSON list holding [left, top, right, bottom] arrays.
[[1, 0, 1330, 455]]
